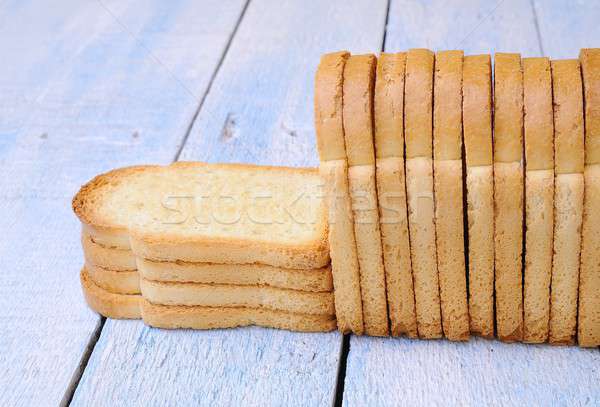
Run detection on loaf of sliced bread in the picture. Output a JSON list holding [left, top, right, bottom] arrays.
[[493, 53, 524, 342], [549, 59, 585, 345], [73, 162, 329, 269], [374, 52, 418, 338], [463, 54, 494, 338], [578, 48, 600, 347], [404, 49, 442, 339], [433, 50, 469, 341], [343, 54, 389, 337], [314, 51, 364, 334]]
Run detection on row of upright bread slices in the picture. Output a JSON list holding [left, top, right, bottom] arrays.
[[73, 163, 338, 332], [314, 48, 600, 346]]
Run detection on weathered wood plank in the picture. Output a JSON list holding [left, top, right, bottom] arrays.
[[344, 1, 597, 405], [384, 0, 541, 56], [0, 1, 245, 405], [532, 0, 600, 58], [343, 337, 600, 406], [72, 1, 388, 405]]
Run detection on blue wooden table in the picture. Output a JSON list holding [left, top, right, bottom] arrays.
[[0, 1, 598, 405]]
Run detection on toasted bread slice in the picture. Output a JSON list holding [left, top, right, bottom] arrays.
[[86, 262, 140, 294], [343, 54, 389, 336], [549, 59, 585, 345], [493, 53, 524, 342], [140, 279, 334, 316], [137, 258, 332, 292], [80, 268, 141, 319], [314, 51, 364, 334], [578, 48, 600, 347], [432, 50, 469, 341], [374, 52, 418, 338], [73, 162, 329, 269], [463, 54, 494, 338], [404, 49, 442, 339], [81, 232, 136, 270], [140, 301, 337, 332], [523, 57, 555, 343]]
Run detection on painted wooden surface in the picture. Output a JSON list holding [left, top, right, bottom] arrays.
[[343, 336, 600, 406], [533, 0, 600, 58], [343, 1, 598, 405], [0, 1, 245, 405], [72, 1, 388, 406]]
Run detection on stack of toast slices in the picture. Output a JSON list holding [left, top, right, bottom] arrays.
[[73, 48, 599, 346], [73, 163, 337, 332], [314, 49, 599, 347]]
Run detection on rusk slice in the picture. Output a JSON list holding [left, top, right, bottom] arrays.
[[374, 52, 417, 337], [578, 48, 600, 347], [463, 54, 494, 338], [343, 54, 389, 336], [137, 258, 332, 292], [86, 262, 140, 294], [432, 50, 469, 341], [523, 57, 555, 343], [404, 49, 442, 339], [493, 53, 524, 342], [81, 232, 136, 270], [73, 162, 329, 270], [140, 301, 337, 333], [80, 268, 141, 319], [549, 59, 585, 345], [315, 51, 364, 334]]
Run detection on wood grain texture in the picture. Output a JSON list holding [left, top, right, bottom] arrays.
[[533, 0, 600, 58], [0, 0, 245, 405], [384, 0, 541, 55], [73, 1, 389, 406], [344, 2, 598, 405], [343, 337, 600, 406]]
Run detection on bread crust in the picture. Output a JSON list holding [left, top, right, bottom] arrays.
[[463, 54, 494, 338], [80, 268, 141, 319], [343, 55, 389, 336], [86, 262, 140, 294], [578, 49, 600, 347], [140, 279, 334, 316], [140, 301, 337, 333], [137, 258, 333, 292], [315, 52, 364, 334], [374, 53, 417, 338], [493, 53, 524, 342], [81, 232, 137, 270], [549, 59, 585, 345], [523, 57, 555, 342]]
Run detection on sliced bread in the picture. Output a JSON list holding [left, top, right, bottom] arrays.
[[314, 51, 364, 334], [81, 232, 136, 270], [404, 48, 442, 339], [343, 54, 389, 337], [80, 268, 141, 319], [374, 52, 418, 337], [85, 262, 140, 294]]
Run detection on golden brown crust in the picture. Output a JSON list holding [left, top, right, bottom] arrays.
[[405, 49, 434, 159], [140, 301, 337, 333], [494, 53, 523, 163], [374, 52, 406, 159], [315, 51, 350, 161], [552, 59, 585, 174], [463, 54, 492, 166], [580, 49, 600, 165], [523, 57, 554, 171], [433, 50, 463, 161], [80, 268, 141, 319], [343, 54, 377, 166]]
